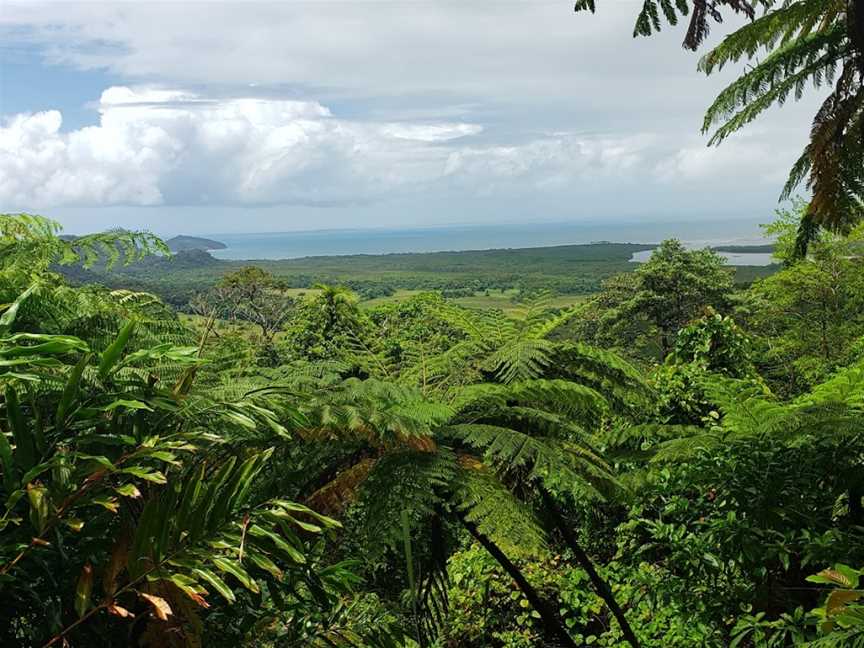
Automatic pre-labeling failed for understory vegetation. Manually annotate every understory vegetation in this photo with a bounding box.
[1,206,864,648]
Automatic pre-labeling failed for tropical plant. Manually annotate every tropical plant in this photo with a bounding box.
[0,216,357,647]
[192,266,296,351]
[742,213,864,394]
[805,563,864,646]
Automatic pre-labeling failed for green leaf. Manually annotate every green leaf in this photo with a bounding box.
[115,483,141,498]
[102,399,153,412]
[246,550,284,580]
[211,557,259,593]
[98,320,137,378]
[191,567,236,603]
[121,467,167,484]
[0,284,36,334]
[26,482,49,534]
[6,386,36,472]
[247,524,305,564]
[55,352,91,429]
[0,430,16,492]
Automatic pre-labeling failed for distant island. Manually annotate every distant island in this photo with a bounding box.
[165,235,227,253]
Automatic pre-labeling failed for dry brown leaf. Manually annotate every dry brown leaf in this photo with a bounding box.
[140,592,173,620]
[107,603,133,618]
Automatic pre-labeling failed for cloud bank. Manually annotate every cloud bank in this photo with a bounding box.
[2,86,694,210]
[0,1,821,226]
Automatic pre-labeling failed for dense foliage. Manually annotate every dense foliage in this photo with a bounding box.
[2,210,863,647]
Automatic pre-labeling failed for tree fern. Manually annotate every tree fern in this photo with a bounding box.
[578,2,864,235]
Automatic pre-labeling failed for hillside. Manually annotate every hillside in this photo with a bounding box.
[165,235,227,252]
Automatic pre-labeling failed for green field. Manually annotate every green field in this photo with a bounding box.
[361,288,586,314]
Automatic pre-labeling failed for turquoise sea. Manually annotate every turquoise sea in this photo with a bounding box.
[206,219,774,264]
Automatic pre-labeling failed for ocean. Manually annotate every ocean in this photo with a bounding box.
[207,219,774,264]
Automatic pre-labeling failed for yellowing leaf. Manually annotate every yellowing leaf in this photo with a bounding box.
[75,563,93,619]
[827,589,863,615]
[90,496,119,513]
[64,518,84,532]
[115,483,141,499]
[140,592,173,620]
[102,536,128,597]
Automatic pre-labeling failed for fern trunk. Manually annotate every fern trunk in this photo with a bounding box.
[538,487,641,648]
[850,0,864,69]
[456,512,577,648]
[850,481,864,526]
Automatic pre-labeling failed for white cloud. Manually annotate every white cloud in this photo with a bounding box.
[0,87,471,207]
[444,134,654,194]
[654,131,803,186]
[0,109,169,207]
[1,84,816,213]
[2,86,661,209]
[0,1,827,227]
[1,2,691,102]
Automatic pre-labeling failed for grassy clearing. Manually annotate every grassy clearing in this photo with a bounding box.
[360,288,585,315]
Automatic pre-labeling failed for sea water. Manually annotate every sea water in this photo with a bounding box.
[206,219,773,264]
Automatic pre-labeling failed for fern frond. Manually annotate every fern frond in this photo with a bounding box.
[451,457,547,557]
[357,449,457,551]
[442,423,614,500]
[700,0,841,73]
[704,25,848,144]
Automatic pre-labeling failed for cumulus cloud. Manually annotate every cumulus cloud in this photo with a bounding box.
[1,2,825,226]
[0,87,485,208]
[1,86,682,210]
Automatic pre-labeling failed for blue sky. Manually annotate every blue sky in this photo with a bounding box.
[0,1,822,236]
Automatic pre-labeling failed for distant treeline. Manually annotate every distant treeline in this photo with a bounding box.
[59,241,778,309]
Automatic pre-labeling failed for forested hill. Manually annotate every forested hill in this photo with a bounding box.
[165,235,227,252]
[65,241,777,308]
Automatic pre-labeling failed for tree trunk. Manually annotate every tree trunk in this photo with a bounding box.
[850,481,864,526]
[539,487,641,648]
[457,512,577,648]
[850,0,864,73]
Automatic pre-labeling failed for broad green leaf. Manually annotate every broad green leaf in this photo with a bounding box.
[6,386,36,472]
[55,352,91,429]
[121,467,167,484]
[26,482,49,534]
[211,557,259,593]
[102,399,153,412]
[191,567,236,603]
[247,524,305,564]
[246,550,283,580]
[98,320,137,378]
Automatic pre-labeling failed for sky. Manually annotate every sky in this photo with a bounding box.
[0,0,822,236]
